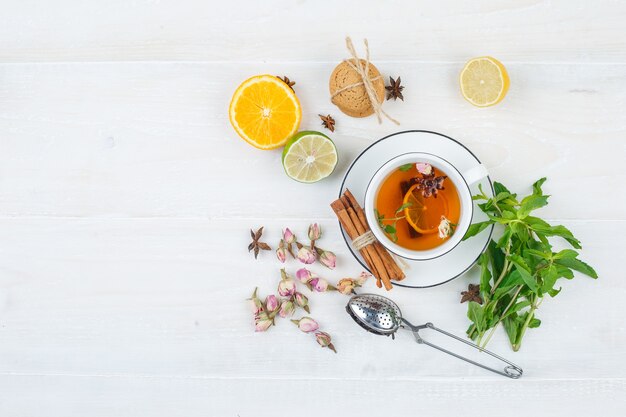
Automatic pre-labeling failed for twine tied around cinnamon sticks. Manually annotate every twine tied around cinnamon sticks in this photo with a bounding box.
[330,37,400,126]
[331,189,405,290]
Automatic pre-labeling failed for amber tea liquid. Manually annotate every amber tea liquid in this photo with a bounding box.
[375,165,461,251]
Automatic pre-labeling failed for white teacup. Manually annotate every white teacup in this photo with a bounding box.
[364,153,488,261]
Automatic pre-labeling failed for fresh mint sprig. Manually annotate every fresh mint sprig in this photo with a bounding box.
[375,202,412,242]
[462,177,597,351]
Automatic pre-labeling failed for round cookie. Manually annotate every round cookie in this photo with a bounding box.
[329,59,385,118]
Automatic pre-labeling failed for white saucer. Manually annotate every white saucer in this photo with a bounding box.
[339,130,494,288]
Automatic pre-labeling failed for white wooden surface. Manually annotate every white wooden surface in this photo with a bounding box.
[1,1,625,416]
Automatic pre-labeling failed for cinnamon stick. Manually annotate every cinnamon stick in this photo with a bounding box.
[330,199,382,284]
[345,206,392,290]
[343,190,405,281]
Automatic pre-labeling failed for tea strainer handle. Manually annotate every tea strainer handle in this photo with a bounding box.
[411,322,523,379]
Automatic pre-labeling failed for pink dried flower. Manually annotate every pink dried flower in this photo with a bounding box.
[356,272,371,286]
[276,240,287,263]
[254,311,273,332]
[416,162,433,176]
[265,295,280,314]
[438,216,453,239]
[294,292,310,313]
[309,277,336,293]
[337,272,370,295]
[248,287,264,313]
[295,267,314,284]
[297,246,316,264]
[279,300,295,318]
[291,317,319,333]
[308,223,322,241]
[318,249,337,269]
[337,278,356,295]
[283,228,296,244]
[315,331,337,353]
[278,269,296,297]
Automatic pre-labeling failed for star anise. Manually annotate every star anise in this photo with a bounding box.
[460,284,483,304]
[248,227,271,259]
[277,76,295,91]
[409,175,447,198]
[385,76,404,101]
[318,114,336,132]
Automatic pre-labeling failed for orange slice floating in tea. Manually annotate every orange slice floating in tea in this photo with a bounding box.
[403,184,449,235]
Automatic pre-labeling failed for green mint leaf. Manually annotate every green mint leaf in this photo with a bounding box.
[488,240,505,278]
[395,202,412,213]
[462,221,492,241]
[501,300,531,320]
[553,249,579,259]
[493,182,512,195]
[507,255,537,291]
[508,254,531,273]
[486,213,512,224]
[478,253,492,297]
[548,287,562,297]
[554,264,574,279]
[518,195,549,219]
[532,177,547,196]
[528,317,541,328]
[496,227,513,248]
[530,223,582,249]
[525,248,551,260]
[503,315,522,346]
[540,265,559,294]
[398,163,413,172]
[554,257,598,278]
[384,225,396,234]
[510,221,530,243]
[467,301,485,332]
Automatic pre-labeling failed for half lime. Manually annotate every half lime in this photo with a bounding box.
[282,131,338,183]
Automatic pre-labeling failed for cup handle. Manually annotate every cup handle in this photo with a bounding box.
[462,164,489,186]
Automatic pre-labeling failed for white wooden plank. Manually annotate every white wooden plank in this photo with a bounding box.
[0,218,617,380]
[1,62,624,219]
[1,0,626,63]
[0,375,624,417]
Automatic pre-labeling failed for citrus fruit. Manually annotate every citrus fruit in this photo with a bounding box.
[403,184,449,234]
[459,56,509,107]
[228,75,301,150]
[281,131,338,183]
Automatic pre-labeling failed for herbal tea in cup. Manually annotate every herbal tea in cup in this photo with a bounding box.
[364,153,488,261]
[375,163,461,251]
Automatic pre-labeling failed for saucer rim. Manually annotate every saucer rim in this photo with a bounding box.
[338,129,495,289]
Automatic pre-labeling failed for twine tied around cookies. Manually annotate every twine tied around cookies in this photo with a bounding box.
[331,37,400,125]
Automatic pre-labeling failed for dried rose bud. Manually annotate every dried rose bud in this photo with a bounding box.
[295,267,314,284]
[337,278,356,295]
[291,316,319,333]
[438,216,453,239]
[315,331,337,353]
[416,162,433,176]
[318,249,337,269]
[294,292,310,313]
[276,242,287,263]
[254,311,274,332]
[248,287,264,313]
[309,277,336,293]
[297,246,316,264]
[308,223,322,241]
[278,269,297,297]
[283,228,296,244]
[265,295,280,314]
[279,300,295,318]
[356,272,371,286]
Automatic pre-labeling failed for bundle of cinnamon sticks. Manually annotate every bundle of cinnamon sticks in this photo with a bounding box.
[330,189,405,290]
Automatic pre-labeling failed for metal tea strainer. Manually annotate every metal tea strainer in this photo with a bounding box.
[346,294,523,379]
